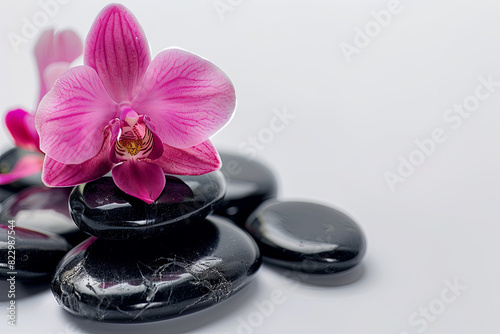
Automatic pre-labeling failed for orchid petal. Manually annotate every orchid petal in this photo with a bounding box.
[151,140,221,175]
[0,154,43,185]
[36,66,119,165]
[5,109,40,152]
[35,29,83,100]
[133,48,235,148]
[112,160,165,204]
[43,61,71,91]
[85,4,150,103]
[42,126,115,187]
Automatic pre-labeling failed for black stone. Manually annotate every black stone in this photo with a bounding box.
[0,189,11,203]
[214,152,278,226]
[0,187,86,246]
[69,172,226,240]
[0,225,71,281]
[51,215,261,323]
[245,200,366,274]
[0,148,44,199]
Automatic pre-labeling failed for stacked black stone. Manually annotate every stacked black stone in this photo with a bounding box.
[216,152,367,274]
[0,151,262,322]
[69,173,227,240]
[52,216,261,322]
[0,148,44,202]
[214,152,278,226]
[0,225,71,281]
[0,149,85,281]
[51,171,262,322]
[0,148,367,323]
[0,186,86,246]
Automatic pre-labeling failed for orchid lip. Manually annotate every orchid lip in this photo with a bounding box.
[114,116,156,160]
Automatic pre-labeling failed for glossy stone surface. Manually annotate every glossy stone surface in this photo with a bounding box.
[51,215,261,323]
[245,200,366,274]
[0,148,44,199]
[214,152,278,226]
[0,187,86,246]
[70,172,226,240]
[0,189,11,203]
[0,225,71,281]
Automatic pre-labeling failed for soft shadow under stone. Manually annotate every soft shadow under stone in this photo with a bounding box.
[245,200,366,274]
[51,215,262,323]
[0,225,71,281]
[69,172,226,240]
[0,186,86,246]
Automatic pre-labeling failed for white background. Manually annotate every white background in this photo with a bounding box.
[1,0,499,333]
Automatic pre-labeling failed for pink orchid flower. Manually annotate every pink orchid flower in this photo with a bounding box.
[36,4,236,204]
[1,29,83,185]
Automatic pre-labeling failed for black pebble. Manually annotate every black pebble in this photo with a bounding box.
[0,186,86,246]
[51,215,261,322]
[245,200,366,274]
[215,152,278,226]
[69,172,226,240]
[0,225,71,281]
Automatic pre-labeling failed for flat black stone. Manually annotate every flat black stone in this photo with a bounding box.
[0,225,71,281]
[0,148,44,199]
[70,172,226,240]
[214,152,278,226]
[245,200,366,274]
[51,215,261,323]
[0,187,86,246]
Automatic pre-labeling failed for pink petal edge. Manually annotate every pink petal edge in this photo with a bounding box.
[5,109,40,152]
[43,61,71,92]
[85,3,150,103]
[36,66,119,165]
[0,154,44,185]
[112,160,165,204]
[151,140,221,175]
[35,29,83,101]
[42,126,115,187]
[133,48,236,148]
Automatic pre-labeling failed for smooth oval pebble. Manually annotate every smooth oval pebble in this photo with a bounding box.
[0,225,71,281]
[214,152,278,226]
[51,215,261,323]
[0,148,44,200]
[0,186,86,246]
[69,172,226,240]
[245,200,366,274]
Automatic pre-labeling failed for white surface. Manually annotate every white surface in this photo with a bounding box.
[0,0,499,333]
